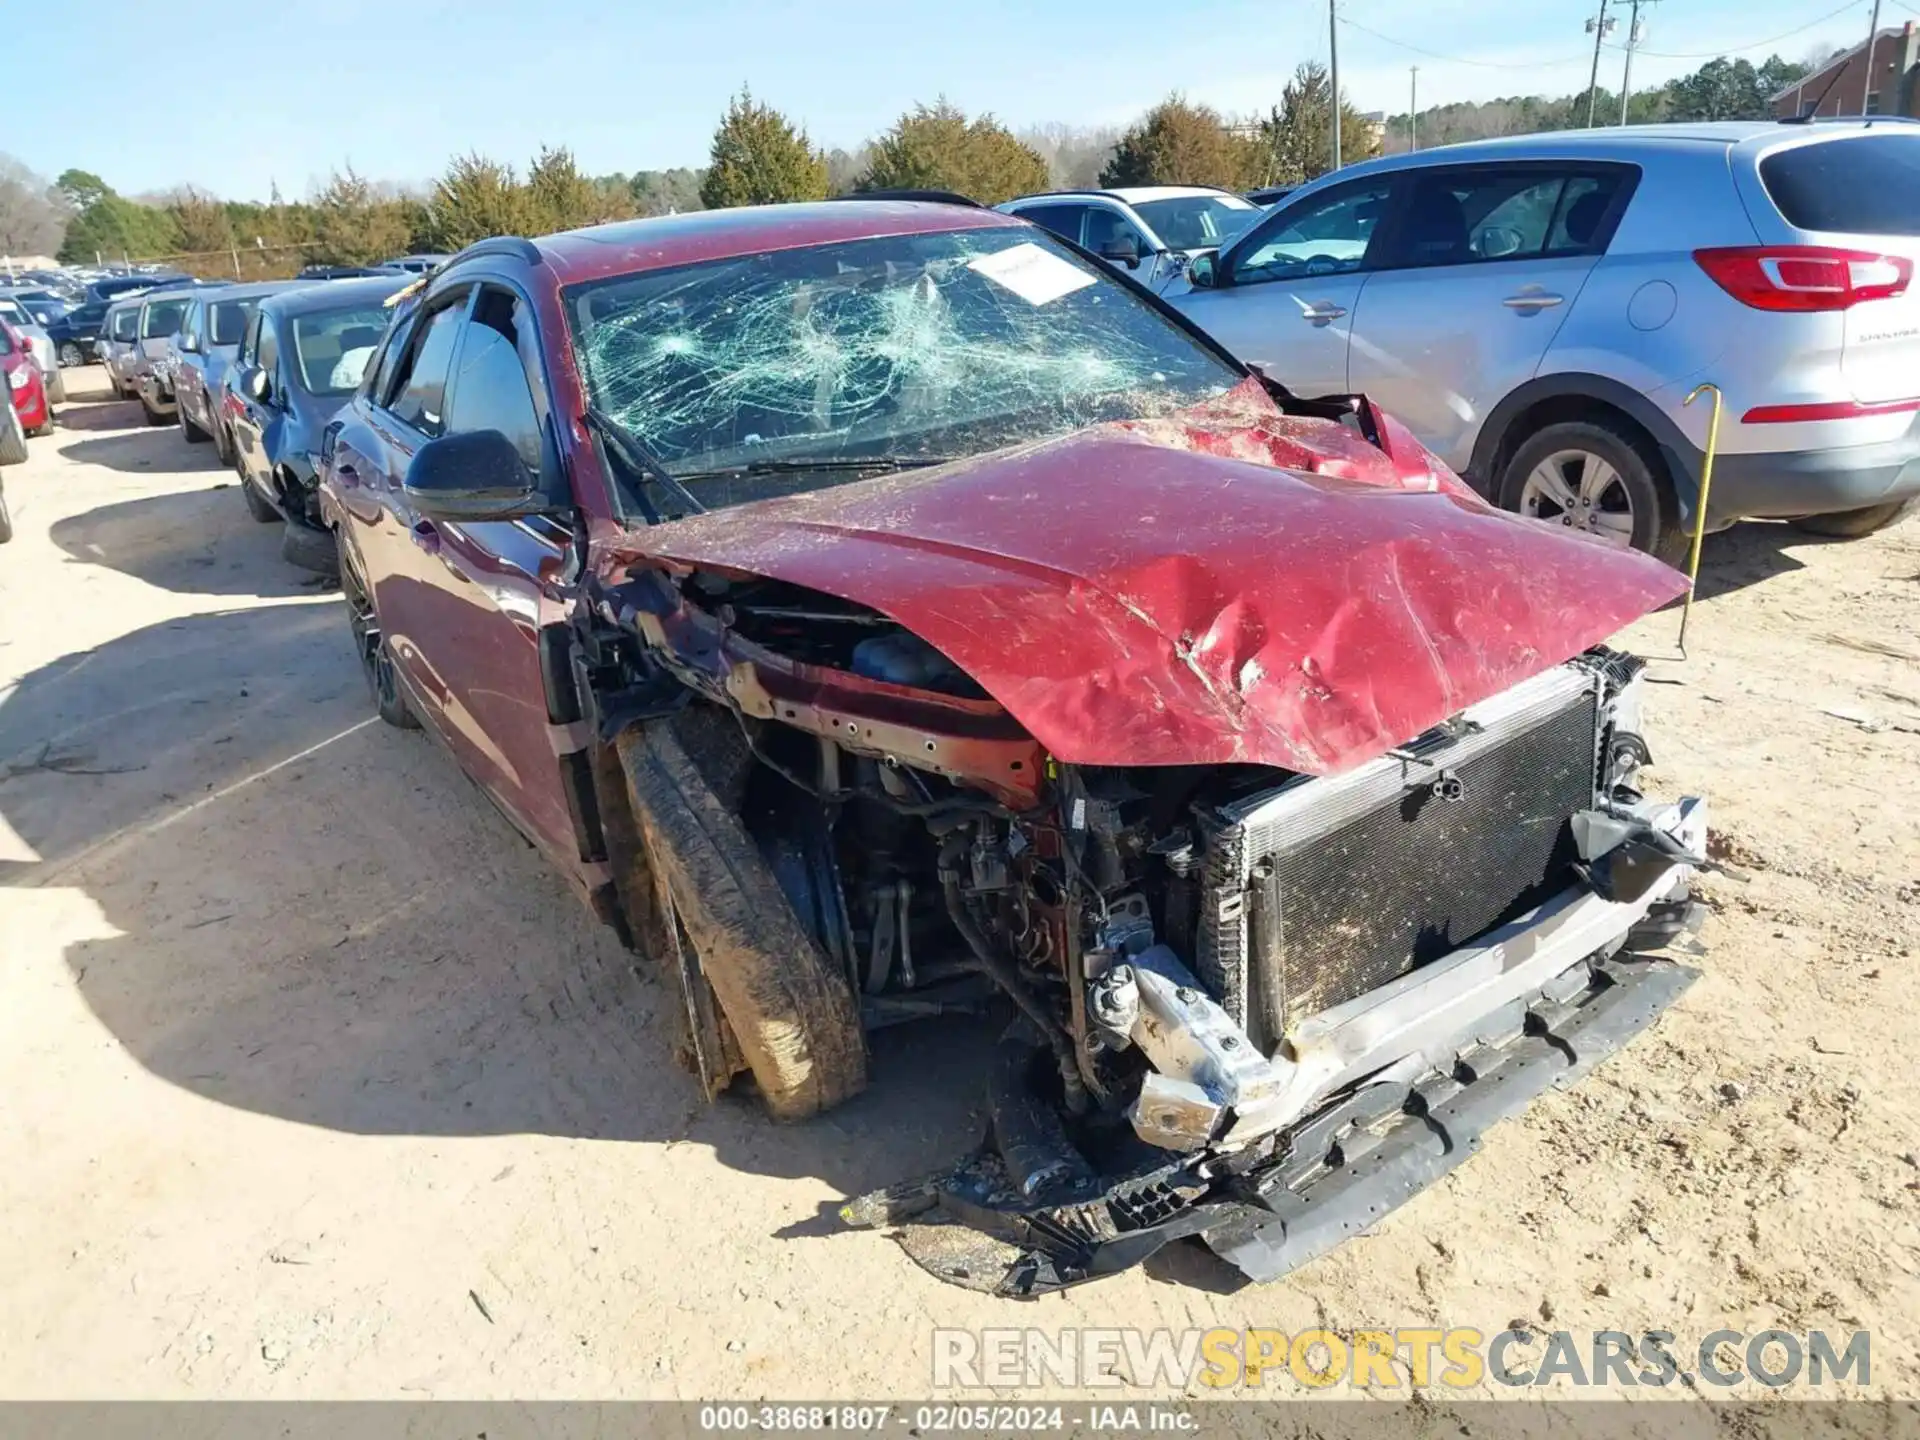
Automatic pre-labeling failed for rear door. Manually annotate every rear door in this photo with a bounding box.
[1744,131,1920,406]
[1345,164,1630,470]
[343,287,470,744]
[412,284,579,867]
[230,310,281,493]
[1172,175,1397,396]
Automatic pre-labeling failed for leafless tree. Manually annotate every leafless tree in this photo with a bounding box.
[0,154,66,258]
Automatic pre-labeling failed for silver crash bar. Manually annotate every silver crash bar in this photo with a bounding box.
[1112,796,1707,1151]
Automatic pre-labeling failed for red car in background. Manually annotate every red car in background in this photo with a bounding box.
[3,321,51,437]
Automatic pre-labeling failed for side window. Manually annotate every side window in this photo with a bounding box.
[256,315,280,384]
[444,287,546,472]
[179,302,199,349]
[1014,203,1088,244]
[1383,169,1627,269]
[368,311,415,400]
[1083,206,1150,257]
[386,295,468,435]
[1545,173,1628,254]
[238,311,260,366]
[1230,180,1394,285]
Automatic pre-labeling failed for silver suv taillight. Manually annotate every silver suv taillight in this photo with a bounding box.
[1694,245,1913,311]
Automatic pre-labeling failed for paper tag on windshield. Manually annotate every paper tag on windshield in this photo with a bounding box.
[968,242,1097,306]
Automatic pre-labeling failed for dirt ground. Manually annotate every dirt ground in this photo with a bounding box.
[1,368,1916,1405]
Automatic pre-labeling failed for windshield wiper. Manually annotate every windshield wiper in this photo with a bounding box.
[671,455,963,482]
[582,404,707,520]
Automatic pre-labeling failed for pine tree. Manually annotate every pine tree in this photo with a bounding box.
[860,100,1049,204]
[700,89,829,209]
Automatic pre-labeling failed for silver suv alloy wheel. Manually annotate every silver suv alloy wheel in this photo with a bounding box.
[1517,448,1635,547]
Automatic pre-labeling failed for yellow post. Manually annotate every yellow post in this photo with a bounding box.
[1679,383,1724,656]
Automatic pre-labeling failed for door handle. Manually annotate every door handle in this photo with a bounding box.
[1503,292,1564,310]
[1301,304,1348,324]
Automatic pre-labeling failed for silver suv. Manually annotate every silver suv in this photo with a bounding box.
[998,186,1263,293]
[1166,120,1920,553]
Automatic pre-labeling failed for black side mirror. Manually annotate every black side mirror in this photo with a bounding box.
[1187,253,1219,289]
[1099,235,1142,268]
[404,429,546,521]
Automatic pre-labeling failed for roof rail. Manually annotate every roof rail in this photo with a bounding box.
[450,235,545,266]
[827,189,984,207]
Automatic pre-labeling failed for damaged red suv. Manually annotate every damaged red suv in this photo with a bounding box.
[320,202,1708,1294]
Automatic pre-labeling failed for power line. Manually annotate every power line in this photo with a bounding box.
[1597,0,1864,58]
[1334,13,1589,69]
[1340,0,1866,68]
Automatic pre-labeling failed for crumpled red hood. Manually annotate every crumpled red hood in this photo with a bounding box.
[608,387,1687,774]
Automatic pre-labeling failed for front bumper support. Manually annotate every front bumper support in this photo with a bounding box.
[1202,954,1697,1281]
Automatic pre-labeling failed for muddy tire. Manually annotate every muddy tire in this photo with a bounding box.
[140,398,168,427]
[179,401,210,444]
[0,419,25,467]
[0,489,12,544]
[616,723,866,1120]
[1790,496,1919,539]
[47,372,65,406]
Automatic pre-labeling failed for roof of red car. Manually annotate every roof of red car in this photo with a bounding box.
[535,201,1025,286]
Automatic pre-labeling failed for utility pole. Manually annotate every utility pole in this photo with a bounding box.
[1862,0,1884,115]
[1329,0,1343,171]
[1619,0,1645,125]
[1410,66,1419,151]
[1584,0,1615,127]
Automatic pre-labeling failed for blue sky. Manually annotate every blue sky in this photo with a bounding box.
[13,0,1898,201]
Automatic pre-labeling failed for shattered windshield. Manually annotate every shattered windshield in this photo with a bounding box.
[567,225,1240,516]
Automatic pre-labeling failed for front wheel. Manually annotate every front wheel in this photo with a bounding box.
[1790,496,1918,538]
[0,489,12,544]
[58,343,83,369]
[46,372,65,406]
[240,474,280,524]
[179,400,210,444]
[140,398,167,428]
[1498,418,1684,565]
[339,530,419,730]
[615,722,868,1120]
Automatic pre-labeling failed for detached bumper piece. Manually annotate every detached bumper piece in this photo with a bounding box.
[840,955,1696,1296]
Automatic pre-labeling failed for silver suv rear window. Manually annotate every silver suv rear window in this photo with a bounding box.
[1760,133,1920,234]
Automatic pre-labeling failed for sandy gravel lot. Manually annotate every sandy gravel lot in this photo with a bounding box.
[1,369,1916,1406]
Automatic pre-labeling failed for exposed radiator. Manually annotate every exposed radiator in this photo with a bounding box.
[1196,665,1602,1048]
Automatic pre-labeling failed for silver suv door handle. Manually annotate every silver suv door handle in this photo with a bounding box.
[1503,292,1564,310]
[1301,304,1348,323]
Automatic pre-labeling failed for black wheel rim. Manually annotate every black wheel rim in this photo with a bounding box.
[340,543,398,708]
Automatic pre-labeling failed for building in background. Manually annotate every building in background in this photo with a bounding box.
[1770,23,1920,118]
